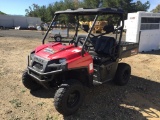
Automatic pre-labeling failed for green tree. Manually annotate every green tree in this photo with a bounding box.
[25,0,150,22]
[25,4,49,22]
[0,11,6,15]
[151,4,160,13]
[47,4,55,21]
[83,0,102,8]
[133,0,150,11]
[102,0,150,19]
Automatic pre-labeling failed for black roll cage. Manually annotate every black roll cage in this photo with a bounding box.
[42,8,124,57]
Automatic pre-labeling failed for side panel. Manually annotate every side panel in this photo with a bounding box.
[0,19,13,28]
[93,61,118,82]
[139,30,160,52]
[126,12,140,43]
[67,54,93,74]
[27,17,42,27]
[0,15,13,28]
[119,42,139,58]
[14,17,27,28]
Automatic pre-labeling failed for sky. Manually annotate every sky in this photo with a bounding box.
[0,0,159,15]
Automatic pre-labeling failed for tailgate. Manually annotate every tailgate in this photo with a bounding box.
[119,42,139,59]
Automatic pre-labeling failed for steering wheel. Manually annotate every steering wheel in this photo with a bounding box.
[69,36,87,46]
[76,35,95,51]
[80,25,96,38]
[69,39,75,45]
[76,36,85,46]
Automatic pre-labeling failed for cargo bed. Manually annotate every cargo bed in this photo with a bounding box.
[119,42,139,59]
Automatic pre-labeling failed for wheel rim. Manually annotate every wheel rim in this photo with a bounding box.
[56,37,61,42]
[67,90,80,108]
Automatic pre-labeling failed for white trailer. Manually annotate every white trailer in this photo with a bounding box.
[126,11,160,52]
[0,15,42,29]
[49,27,69,42]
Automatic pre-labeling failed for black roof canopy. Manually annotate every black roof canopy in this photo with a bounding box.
[54,8,124,15]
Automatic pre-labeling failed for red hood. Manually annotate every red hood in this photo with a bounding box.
[35,42,82,60]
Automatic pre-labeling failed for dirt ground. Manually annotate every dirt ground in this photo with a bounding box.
[0,30,160,120]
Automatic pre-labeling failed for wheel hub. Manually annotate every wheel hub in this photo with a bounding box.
[67,91,80,108]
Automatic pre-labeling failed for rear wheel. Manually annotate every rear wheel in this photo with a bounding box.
[114,63,131,86]
[22,70,41,90]
[54,80,84,116]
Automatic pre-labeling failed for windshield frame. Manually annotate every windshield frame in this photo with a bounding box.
[42,8,124,56]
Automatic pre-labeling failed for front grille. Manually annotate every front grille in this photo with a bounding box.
[45,67,58,73]
[33,62,43,71]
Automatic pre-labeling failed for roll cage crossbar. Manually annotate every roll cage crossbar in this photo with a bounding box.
[42,8,124,56]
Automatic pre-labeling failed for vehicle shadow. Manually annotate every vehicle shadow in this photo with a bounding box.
[30,87,57,98]
[140,49,160,55]
[30,75,160,120]
[64,75,160,120]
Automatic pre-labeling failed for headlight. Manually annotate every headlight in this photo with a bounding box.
[30,54,34,63]
[59,58,66,64]
[30,51,35,60]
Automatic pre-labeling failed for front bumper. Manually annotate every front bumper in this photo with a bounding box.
[28,66,63,82]
[27,55,68,89]
[27,65,65,89]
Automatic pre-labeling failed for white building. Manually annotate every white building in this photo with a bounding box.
[0,15,42,28]
[126,11,160,52]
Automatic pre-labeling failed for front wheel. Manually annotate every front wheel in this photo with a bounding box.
[22,70,41,91]
[114,63,131,86]
[54,80,84,116]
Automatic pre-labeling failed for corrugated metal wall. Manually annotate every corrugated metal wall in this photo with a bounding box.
[0,15,42,28]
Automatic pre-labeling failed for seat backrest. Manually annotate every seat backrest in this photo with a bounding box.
[103,24,114,34]
[81,25,89,32]
[95,36,115,56]
[90,36,98,47]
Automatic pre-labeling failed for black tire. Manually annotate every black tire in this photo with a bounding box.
[22,70,41,91]
[114,63,131,86]
[54,36,62,42]
[54,80,84,116]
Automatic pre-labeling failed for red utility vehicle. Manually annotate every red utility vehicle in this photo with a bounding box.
[22,8,139,116]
